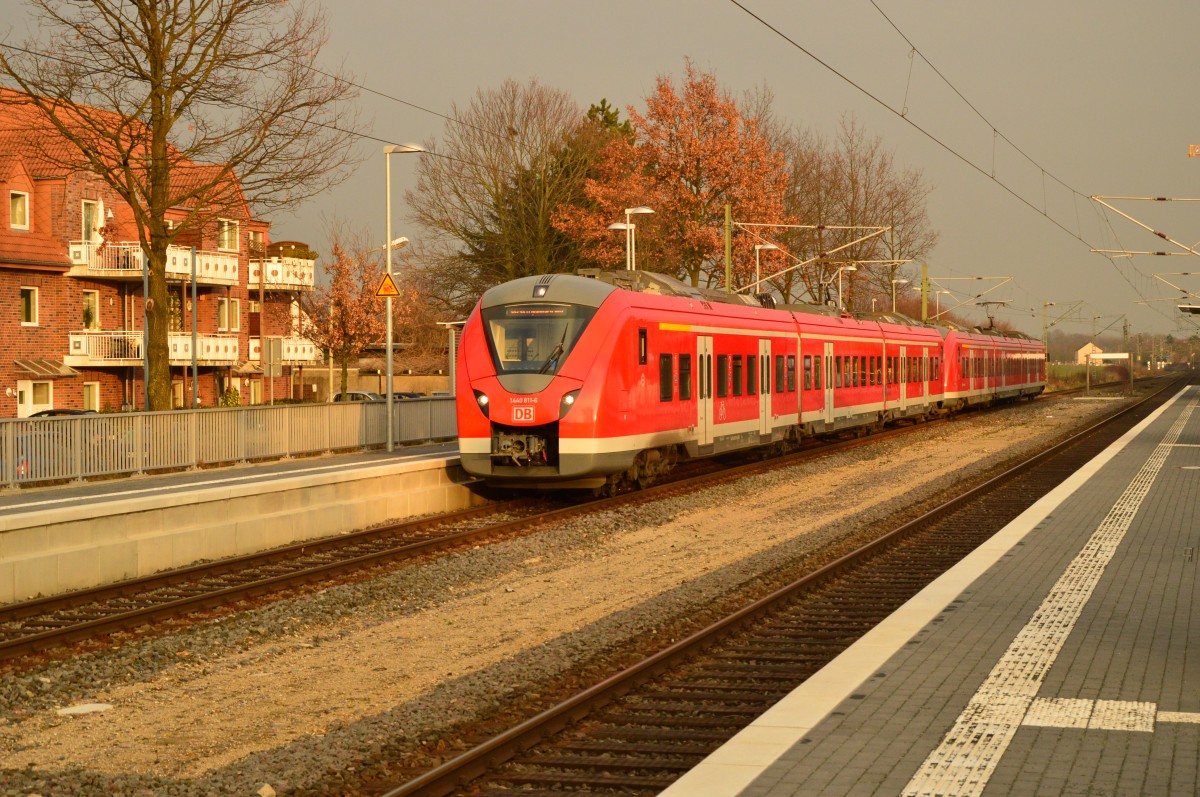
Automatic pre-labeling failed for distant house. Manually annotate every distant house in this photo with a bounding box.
[1075,342,1103,365]
[0,88,321,416]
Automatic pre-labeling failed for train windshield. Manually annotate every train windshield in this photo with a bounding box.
[481,302,597,376]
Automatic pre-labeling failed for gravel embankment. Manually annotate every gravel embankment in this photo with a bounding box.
[0,390,1140,796]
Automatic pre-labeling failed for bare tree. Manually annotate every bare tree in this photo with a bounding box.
[407,79,603,317]
[0,0,363,409]
[826,116,936,311]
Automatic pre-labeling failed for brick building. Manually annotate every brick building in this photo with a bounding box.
[0,90,320,417]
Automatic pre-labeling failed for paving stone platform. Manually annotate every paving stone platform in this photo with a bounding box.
[664,384,1200,797]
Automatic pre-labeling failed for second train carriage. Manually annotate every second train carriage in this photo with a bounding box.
[456,270,1045,490]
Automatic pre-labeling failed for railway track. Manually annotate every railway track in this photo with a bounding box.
[0,383,1143,667]
[372,378,1183,797]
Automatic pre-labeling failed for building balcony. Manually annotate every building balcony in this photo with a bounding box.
[248,256,315,292]
[248,336,323,365]
[65,330,240,367]
[67,242,240,286]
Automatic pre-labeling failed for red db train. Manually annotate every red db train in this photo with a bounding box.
[455,270,1045,491]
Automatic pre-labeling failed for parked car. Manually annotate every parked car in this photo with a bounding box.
[30,408,98,417]
[332,391,384,402]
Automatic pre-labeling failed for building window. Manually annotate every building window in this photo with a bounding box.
[10,191,29,230]
[218,219,239,251]
[82,290,100,330]
[248,229,264,256]
[82,200,99,243]
[20,287,37,325]
[218,297,241,331]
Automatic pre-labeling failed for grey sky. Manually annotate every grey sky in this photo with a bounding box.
[7,1,1200,336]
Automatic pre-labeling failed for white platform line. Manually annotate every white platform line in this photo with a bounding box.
[901,396,1196,797]
[1,452,436,512]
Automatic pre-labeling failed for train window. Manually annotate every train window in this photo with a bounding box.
[763,355,771,394]
[875,357,883,385]
[747,354,757,395]
[659,354,673,402]
[717,355,728,398]
[732,356,743,396]
[859,356,867,387]
[834,357,843,388]
[786,355,797,392]
[814,355,822,390]
[868,356,874,387]
[775,354,786,392]
[481,302,598,376]
[639,329,647,365]
[680,354,692,400]
[803,355,813,390]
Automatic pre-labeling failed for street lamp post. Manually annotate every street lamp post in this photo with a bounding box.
[607,222,632,270]
[837,265,857,312]
[754,244,778,290]
[1041,301,1055,349]
[384,143,424,453]
[891,278,909,312]
[608,206,654,270]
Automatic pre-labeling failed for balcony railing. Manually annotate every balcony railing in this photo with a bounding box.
[248,256,315,291]
[65,330,240,366]
[248,336,323,365]
[68,242,239,285]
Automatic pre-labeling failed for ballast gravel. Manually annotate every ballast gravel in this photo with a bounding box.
[0,391,1139,796]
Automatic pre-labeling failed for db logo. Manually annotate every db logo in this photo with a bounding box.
[512,406,535,423]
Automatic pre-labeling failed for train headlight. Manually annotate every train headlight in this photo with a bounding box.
[473,390,490,418]
[560,389,581,417]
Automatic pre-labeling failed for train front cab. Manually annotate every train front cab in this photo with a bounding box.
[456,274,626,488]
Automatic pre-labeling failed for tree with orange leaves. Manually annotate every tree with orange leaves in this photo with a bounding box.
[301,233,387,398]
[555,62,789,289]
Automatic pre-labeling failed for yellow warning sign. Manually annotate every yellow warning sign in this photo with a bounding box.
[375,273,401,297]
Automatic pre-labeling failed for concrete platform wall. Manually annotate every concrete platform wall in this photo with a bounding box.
[0,457,486,604]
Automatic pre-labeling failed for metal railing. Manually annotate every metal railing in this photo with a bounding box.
[68,241,241,285]
[0,398,457,488]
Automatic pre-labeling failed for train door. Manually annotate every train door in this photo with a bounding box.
[823,341,835,424]
[898,346,909,411]
[698,336,713,446]
[921,348,930,399]
[759,339,771,435]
